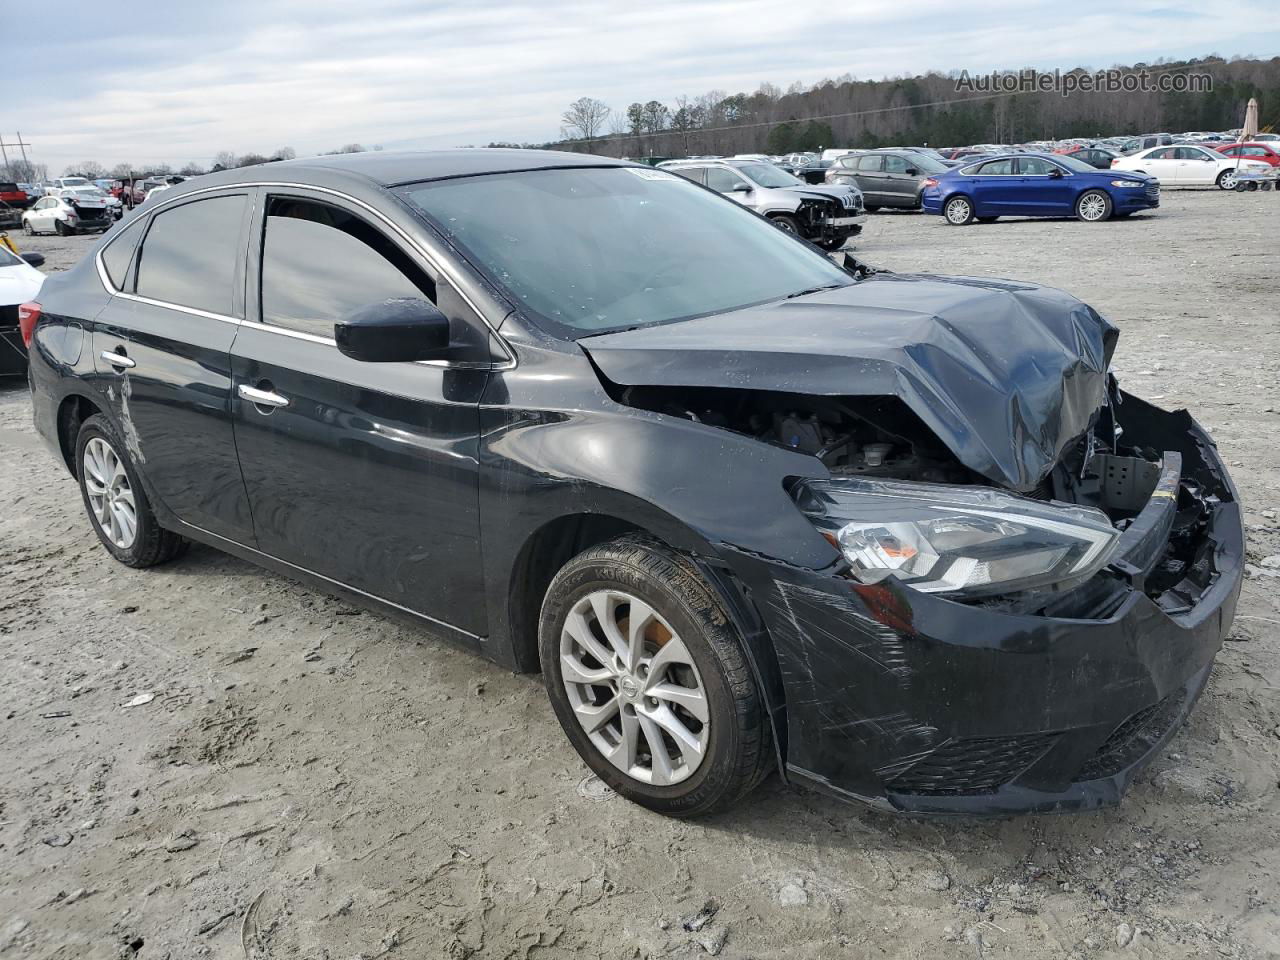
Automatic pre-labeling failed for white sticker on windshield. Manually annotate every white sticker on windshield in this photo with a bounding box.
[624,167,681,181]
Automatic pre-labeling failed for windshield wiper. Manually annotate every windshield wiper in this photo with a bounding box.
[783,282,847,300]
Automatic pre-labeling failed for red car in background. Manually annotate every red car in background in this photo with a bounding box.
[0,182,30,208]
[1216,142,1280,166]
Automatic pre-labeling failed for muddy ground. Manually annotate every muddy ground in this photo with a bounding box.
[2,189,1278,960]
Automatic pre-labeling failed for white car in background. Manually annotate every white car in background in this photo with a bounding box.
[0,243,44,376]
[1111,144,1270,189]
[59,185,123,219]
[21,191,114,235]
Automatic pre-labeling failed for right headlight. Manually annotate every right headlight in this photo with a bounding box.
[1111,179,1144,188]
[794,477,1120,598]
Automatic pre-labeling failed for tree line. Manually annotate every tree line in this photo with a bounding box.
[555,55,1280,157]
[2,143,377,184]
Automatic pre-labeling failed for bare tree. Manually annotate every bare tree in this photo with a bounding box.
[64,161,108,179]
[2,159,47,182]
[213,151,239,171]
[561,97,611,148]
[272,146,296,161]
[109,162,135,179]
[178,162,206,176]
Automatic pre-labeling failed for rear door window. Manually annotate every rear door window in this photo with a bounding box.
[856,155,884,172]
[977,159,1015,175]
[259,197,436,339]
[135,195,247,316]
[1016,157,1055,175]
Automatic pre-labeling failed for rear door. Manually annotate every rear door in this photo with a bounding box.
[1136,147,1179,182]
[880,154,918,206]
[967,158,1019,214]
[90,191,256,542]
[229,188,490,638]
[852,154,885,202]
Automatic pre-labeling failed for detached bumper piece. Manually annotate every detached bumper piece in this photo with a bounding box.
[741,393,1242,815]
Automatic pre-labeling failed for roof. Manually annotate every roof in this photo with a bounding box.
[208,148,626,189]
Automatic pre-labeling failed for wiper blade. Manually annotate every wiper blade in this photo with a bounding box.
[784,282,846,300]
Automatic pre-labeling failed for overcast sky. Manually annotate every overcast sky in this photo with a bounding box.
[8,0,1278,175]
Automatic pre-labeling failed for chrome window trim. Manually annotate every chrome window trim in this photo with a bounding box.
[94,180,515,369]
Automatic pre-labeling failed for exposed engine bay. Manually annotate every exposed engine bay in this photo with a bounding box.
[612,385,984,486]
[612,381,1226,617]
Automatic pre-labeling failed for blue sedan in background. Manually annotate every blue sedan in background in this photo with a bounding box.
[921,153,1159,225]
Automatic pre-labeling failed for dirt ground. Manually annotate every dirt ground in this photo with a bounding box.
[2,189,1279,960]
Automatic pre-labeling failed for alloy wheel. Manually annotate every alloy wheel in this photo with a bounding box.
[1219,170,1238,190]
[1078,193,1108,221]
[945,198,971,224]
[559,589,709,786]
[82,437,138,549]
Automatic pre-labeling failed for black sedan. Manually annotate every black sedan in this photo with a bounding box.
[21,150,1242,817]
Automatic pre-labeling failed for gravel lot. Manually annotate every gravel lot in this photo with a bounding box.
[2,190,1279,960]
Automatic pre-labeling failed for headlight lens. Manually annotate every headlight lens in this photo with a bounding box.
[1111,179,1144,188]
[795,477,1119,597]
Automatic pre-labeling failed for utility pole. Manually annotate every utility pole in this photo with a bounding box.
[0,133,33,173]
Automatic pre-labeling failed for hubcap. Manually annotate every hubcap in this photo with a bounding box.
[82,437,137,549]
[1080,194,1107,220]
[560,589,709,786]
[1221,171,1237,188]
[947,199,969,223]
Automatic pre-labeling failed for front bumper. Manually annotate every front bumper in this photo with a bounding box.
[731,395,1242,814]
[1115,184,1159,211]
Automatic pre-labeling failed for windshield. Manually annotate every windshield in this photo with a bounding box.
[737,162,803,188]
[61,177,88,186]
[1054,154,1099,173]
[401,167,851,338]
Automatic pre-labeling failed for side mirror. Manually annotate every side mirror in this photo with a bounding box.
[20,252,45,267]
[334,298,451,363]
[1047,167,1064,178]
[905,167,920,176]
[730,181,752,192]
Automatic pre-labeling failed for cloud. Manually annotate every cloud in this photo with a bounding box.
[8,0,1278,173]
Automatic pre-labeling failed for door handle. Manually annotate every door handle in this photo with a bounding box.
[238,384,290,409]
[100,350,135,370]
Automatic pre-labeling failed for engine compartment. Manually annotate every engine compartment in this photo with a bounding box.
[612,385,986,486]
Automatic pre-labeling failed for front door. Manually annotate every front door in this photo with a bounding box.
[90,191,256,542]
[1138,147,1179,183]
[1013,157,1075,215]
[1174,147,1217,184]
[229,189,490,638]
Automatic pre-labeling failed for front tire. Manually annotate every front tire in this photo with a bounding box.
[1075,190,1112,222]
[539,535,771,817]
[1217,169,1239,190]
[769,214,800,235]
[944,196,974,225]
[75,415,189,568]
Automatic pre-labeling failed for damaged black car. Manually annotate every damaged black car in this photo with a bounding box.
[23,150,1242,817]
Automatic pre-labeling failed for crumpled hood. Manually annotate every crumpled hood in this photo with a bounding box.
[580,273,1117,493]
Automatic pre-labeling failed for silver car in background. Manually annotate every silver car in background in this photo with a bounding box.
[662,158,866,249]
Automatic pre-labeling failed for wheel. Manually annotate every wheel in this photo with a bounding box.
[943,196,974,225]
[1246,181,1259,192]
[769,215,800,235]
[1075,190,1112,222]
[1217,169,1239,190]
[22,220,34,236]
[75,414,189,568]
[977,216,999,223]
[539,535,771,817]
[55,220,69,236]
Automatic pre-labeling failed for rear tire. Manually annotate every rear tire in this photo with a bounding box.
[75,414,189,568]
[55,220,68,236]
[539,535,771,817]
[943,196,974,225]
